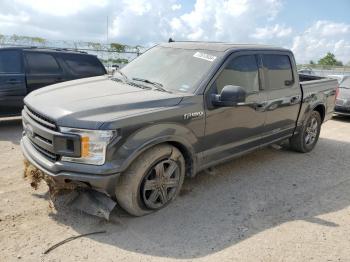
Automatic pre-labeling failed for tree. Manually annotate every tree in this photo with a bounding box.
[309,60,315,65]
[110,43,126,52]
[318,52,343,66]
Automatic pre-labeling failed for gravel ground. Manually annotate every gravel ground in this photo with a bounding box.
[0,116,350,262]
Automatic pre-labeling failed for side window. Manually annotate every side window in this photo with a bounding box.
[262,54,293,90]
[63,55,105,77]
[215,55,259,94]
[0,51,22,74]
[25,52,61,74]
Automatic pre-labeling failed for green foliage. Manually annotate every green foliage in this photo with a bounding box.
[100,58,129,64]
[9,34,46,45]
[31,37,46,44]
[110,43,126,52]
[10,34,20,42]
[318,52,343,66]
[87,42,102,50]
[309,60,315,65]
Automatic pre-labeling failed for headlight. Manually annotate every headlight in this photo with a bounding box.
[60,127,115,165]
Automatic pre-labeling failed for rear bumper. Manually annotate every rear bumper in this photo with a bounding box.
[21,137,120,196]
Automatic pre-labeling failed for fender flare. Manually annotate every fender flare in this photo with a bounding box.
[111,124,199,176]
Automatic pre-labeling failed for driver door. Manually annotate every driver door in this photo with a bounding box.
[200,52,267,166]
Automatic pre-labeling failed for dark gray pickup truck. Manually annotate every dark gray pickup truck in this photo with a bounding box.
[21,42,337,216]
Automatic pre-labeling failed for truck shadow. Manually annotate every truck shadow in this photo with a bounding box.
[0,117,22,145]
[49,136,350,259]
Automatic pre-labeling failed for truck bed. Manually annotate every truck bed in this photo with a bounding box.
[298,73,338,124]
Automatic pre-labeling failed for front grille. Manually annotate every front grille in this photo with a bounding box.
[23,106,80,162]
[32,142,59,161]
[23,106,59,161]
[24,106,57,130]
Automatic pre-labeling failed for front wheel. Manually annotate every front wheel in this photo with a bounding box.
[290,110,322,153]
[115,144,185,216]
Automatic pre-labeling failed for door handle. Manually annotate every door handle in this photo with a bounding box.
[290,96,300,104]
[254,102,267,111]
[6,79,22,84]
[236,101,266,111]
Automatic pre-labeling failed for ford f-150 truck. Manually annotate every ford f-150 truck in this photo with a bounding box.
[21,42,337,216]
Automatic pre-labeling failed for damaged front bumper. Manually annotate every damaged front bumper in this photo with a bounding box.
[21,136,120,197]
[22,137,120,219]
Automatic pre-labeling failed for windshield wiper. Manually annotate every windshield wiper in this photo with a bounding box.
[111,72,151,90]
[132,77,172,93]
[112,70,128,82]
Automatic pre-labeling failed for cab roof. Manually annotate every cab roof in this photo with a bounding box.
[0,46,89,55]
[160,41,290,53]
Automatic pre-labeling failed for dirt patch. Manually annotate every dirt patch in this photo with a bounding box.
[23,159,75,198]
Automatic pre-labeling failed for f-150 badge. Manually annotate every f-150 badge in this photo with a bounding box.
[184,111,204,120]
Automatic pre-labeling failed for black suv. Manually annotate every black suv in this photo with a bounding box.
[0,47,106,117]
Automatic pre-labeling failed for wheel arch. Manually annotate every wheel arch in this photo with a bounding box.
[120,138,196,177]
[313,104,325,122]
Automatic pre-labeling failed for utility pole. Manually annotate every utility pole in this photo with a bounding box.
[106,16,110,71]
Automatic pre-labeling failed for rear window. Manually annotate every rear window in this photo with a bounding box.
[0,50,22,74]
[262,54,293,90]
[62,54,105,77]
[25,52,61,74]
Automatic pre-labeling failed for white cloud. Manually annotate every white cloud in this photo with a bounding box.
[14,0,108,16]
[0,0,350,64]
[291,21,350,64]
[251,24,292,39]
[0,12,30,24]
[171,0,282,41]
[171,4,182,11]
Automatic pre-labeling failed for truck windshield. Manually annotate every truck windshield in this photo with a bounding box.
[118,46,222,93]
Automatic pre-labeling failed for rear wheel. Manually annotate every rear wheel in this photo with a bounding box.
[290,111,322,153]
[115,144,185,216]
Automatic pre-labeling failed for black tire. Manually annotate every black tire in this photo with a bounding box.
[290,111,322,153]
[115,144,185,216]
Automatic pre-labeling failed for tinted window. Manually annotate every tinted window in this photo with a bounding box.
[0,51,22,74]
[63,55,105,77]
[262,54,293,90]
[25,53,61,74]
[215,55,259,94]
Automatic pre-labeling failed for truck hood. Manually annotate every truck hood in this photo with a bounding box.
[24,76,184,129]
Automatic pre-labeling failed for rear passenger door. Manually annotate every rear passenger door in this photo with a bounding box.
[61,54,106,79]
[24,51,65,93]
[260,52,302,140]
[0,49,26,115]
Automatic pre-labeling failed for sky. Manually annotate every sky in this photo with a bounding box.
[0,0,350,64]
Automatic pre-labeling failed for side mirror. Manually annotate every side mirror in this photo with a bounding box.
[212,85,247,107]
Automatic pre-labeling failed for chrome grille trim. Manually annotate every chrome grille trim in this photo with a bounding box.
[32,143,59,161]
[24,106,57,130]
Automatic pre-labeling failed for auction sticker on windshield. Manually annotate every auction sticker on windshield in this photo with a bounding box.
[193,52,217,62]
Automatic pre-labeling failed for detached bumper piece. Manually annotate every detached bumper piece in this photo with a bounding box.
[23,160,116,220]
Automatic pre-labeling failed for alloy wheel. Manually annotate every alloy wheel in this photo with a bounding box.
[141,159,180,209]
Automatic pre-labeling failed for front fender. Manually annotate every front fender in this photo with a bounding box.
[108,123,198,175]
